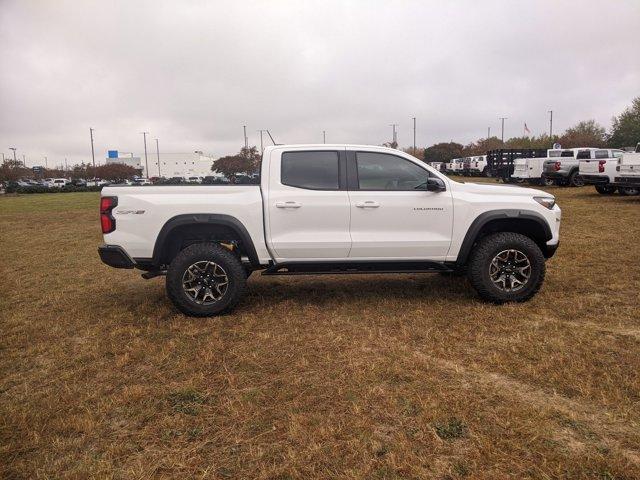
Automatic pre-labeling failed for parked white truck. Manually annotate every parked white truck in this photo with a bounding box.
[578,148,627,194]
[614,143,640,195]
[513,149,574,186]
[99,145,561,316]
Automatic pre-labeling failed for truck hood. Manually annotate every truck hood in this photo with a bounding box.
[451,180,549,198]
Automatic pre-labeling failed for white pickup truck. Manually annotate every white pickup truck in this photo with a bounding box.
[577,148,626,194]
[613,143,640,195]
[99,144,561,316]
[513,149,574,186]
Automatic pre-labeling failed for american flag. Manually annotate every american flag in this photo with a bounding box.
[524,123,531,135]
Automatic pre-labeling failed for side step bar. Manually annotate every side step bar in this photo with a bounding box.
[262,261,453,276]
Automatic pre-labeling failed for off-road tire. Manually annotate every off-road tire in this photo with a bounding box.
[467,232,545,304]
[595,185,616,195]
[568,170,584,187]
[618,186,640,196]
[166,243,247,317]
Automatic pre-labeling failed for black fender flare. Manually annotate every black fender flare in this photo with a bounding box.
[455,209,552,265]
[152,213,260,267]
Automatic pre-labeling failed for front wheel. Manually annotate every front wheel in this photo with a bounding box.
[595,185,616,195]
[467,232,545,303]
[166,243,247,317]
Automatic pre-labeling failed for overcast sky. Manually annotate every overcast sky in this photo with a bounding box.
[1,0,638,167]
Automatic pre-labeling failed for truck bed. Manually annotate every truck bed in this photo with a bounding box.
[101,185,269,261]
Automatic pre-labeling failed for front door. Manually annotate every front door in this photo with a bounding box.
[347,150,453,260]
[266,148,351,260]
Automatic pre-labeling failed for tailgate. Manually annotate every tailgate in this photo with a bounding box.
[580,160,599,174]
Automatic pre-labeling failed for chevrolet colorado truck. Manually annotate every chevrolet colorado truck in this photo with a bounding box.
[98,144,561,316]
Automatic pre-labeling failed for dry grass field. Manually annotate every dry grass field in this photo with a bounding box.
[1,182,640,479]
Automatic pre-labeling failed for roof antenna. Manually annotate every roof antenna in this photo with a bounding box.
[266,130,280,145]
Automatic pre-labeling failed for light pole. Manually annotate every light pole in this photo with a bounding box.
[412,117,416,152]
[389,124,398,146]
[257,130,267,152]
[22,154,26,166]
[322,130,326,144]
[243,125,248,149]
[141,132,149,178]
[89,128,96,175]
[487,126,491,139]
[155,138,161,177]
[548,110,553,137]
[9,147,17,162]
[499,117,508,143]
[44,156,48,168]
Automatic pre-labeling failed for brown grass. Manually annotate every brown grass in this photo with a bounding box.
[1,184,639,479]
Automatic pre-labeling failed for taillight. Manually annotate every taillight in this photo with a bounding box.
[100,196,117,234]
[554,161,561,171]
[598,160,606,173]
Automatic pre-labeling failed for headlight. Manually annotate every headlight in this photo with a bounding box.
[534,196,556,209]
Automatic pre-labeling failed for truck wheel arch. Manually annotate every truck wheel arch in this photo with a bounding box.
[152,214,260,268]
[455,210,552,266]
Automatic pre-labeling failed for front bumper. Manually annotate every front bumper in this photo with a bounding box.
[543,241,559,259]
[98,244,135,269]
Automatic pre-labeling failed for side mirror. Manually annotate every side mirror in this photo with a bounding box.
[426,177,446,192]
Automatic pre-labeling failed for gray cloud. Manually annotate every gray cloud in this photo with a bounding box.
[1,0,639,167]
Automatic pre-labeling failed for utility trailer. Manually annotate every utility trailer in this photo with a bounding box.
[486,149,548,182]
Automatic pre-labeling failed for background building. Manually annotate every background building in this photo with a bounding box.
[106,150,142,170]
[105,150,216,178]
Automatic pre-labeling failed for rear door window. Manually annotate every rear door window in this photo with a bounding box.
[576,150,592,159]
[281,151,339,190]
[594,150,609,159]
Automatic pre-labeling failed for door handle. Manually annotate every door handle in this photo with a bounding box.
[355,201,380,208]
[275,201,302,208]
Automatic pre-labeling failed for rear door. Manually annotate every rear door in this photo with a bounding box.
[266,148,351,260]
[346,150,453,259]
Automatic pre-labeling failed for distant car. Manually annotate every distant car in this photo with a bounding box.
[134,178,152,186]
[86,179,107,187]
[186,176,204,183]
[50,178,70,188]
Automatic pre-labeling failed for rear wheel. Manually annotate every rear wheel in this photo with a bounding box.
[618,186,640,196]
[467,232,545,303]
[166,243,247,317]
[542,176,555,187]
[568,170,584,187]
[595,185,616,195]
